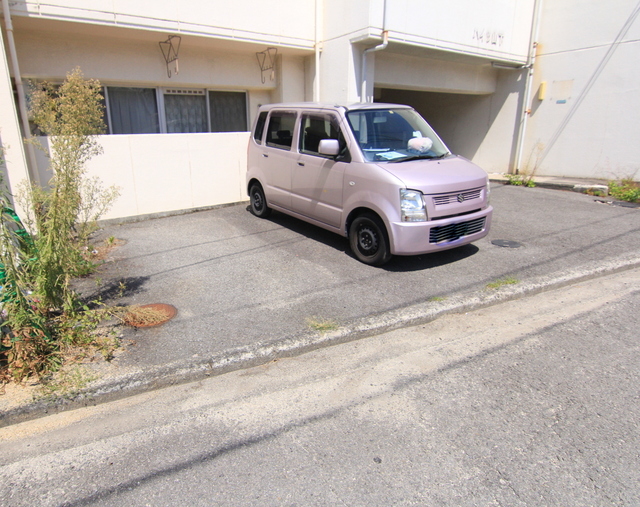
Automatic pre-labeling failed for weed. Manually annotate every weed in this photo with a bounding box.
[34,365,98,401]
[0,68,121,382]
[306,316,339,333]
[608,179,640,203]
[486,276,519,289]
[117,281,127,298]
[505,174,536,187]
[429,296,446,302]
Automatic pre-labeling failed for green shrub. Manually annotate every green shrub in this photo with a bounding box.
[505,174,536,188]
[608,179,640,203]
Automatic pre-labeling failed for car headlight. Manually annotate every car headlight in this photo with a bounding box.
[400,189,427,222]
[486,176,491,205]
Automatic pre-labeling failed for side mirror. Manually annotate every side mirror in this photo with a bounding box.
[318,139,340,156]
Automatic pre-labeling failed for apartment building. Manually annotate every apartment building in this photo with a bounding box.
[1,0,638,220]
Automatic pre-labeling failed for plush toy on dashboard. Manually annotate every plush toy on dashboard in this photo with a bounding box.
[407,136,433,153]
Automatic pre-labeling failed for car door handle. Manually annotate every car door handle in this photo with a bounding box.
[262,153,268,158]
[298,162,305,166]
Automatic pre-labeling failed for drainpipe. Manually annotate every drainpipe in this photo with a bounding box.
[1,0,40,185]
[512,0,544,175]
[314,0,321,101]
[360,0,388,103]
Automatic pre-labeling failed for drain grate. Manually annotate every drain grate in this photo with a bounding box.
[595,199,640,209]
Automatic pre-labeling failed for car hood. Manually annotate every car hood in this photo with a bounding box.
[381,155,488,194]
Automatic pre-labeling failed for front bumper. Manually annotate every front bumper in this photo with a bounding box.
[388,206,493,256]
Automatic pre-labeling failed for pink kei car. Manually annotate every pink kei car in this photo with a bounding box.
[247,103,493,266]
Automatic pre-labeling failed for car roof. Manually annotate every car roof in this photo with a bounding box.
[258,102,414,112]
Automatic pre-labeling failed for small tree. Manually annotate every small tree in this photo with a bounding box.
[0,68,119,381]
[24,67,118,312]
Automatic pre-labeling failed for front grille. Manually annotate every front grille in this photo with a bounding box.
[429,217,486,244]
[433,188,482,206]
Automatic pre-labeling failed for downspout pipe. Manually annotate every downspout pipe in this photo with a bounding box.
[1,0,40,185]
[360,0,388,103]
[512,0,544,175]
[313,0,321,101]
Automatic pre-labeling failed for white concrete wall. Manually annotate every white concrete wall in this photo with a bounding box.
[383,0,534,63]
[318,0,535,104]
[375,52,498,95]
[81,132,250,221]
[324,0,534,63]
[9,0,316,50]
[0,28,31,217]
[523,0,640,179]
[14,27,269,89]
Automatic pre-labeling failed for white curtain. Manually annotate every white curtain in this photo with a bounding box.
[108,87,160,134]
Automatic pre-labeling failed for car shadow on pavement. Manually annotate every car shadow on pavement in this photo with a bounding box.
[257,208,480,272]
[258,208,349,252]
[382,244,480,272]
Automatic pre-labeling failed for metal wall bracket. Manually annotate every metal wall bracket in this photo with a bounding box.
[256,47,277,83]
[159,35,181,78]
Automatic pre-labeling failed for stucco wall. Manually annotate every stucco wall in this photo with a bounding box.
[32,132,249,221]
[9,0,316,50]
[76,133,250,221]
[523,0,640,179]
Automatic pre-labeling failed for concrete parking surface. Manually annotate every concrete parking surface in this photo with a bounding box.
[1,182,639,423]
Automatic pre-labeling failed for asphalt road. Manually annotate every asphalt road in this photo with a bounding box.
[78,183,640,370]
[1,267,639,506]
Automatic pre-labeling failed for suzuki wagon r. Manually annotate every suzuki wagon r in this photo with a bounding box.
[247,102,492,266]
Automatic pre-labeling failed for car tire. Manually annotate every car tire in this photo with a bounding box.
[349,213,392,266]
[249,183,271,218]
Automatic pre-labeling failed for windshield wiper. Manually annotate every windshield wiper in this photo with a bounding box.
[389,153,450,163]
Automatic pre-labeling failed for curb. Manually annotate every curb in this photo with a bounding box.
[488,174,610,196]
[2,254,640,428]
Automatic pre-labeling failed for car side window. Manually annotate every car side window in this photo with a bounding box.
[253,111,268,144]
[299,113,349,160]
[265,111,296,150]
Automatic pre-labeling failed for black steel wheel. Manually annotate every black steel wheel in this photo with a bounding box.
[249,183,271,218]
[349,213,391,266]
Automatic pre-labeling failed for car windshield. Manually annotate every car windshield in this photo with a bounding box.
[346,108,450,162]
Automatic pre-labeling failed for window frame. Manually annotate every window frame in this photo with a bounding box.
[103,85,249,135]
[265,110,298,151]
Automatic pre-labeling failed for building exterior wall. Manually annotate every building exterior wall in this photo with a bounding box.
[382,0,533,64]
[1,0,638,225]
[523,0,640,179]
[8,0,316,50]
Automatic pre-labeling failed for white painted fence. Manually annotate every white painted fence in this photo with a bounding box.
[36,132,251,222]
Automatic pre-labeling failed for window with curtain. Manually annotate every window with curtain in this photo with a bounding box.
[105,87,248,134]
[164,92,208,133]
[209,91,247,132]
[107,87,160,134]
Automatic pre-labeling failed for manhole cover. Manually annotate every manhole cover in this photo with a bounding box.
[491,239,523,248]
[124,303,177,328]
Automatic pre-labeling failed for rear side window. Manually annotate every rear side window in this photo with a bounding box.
[265,111,297,150]
[253,111,268,144]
